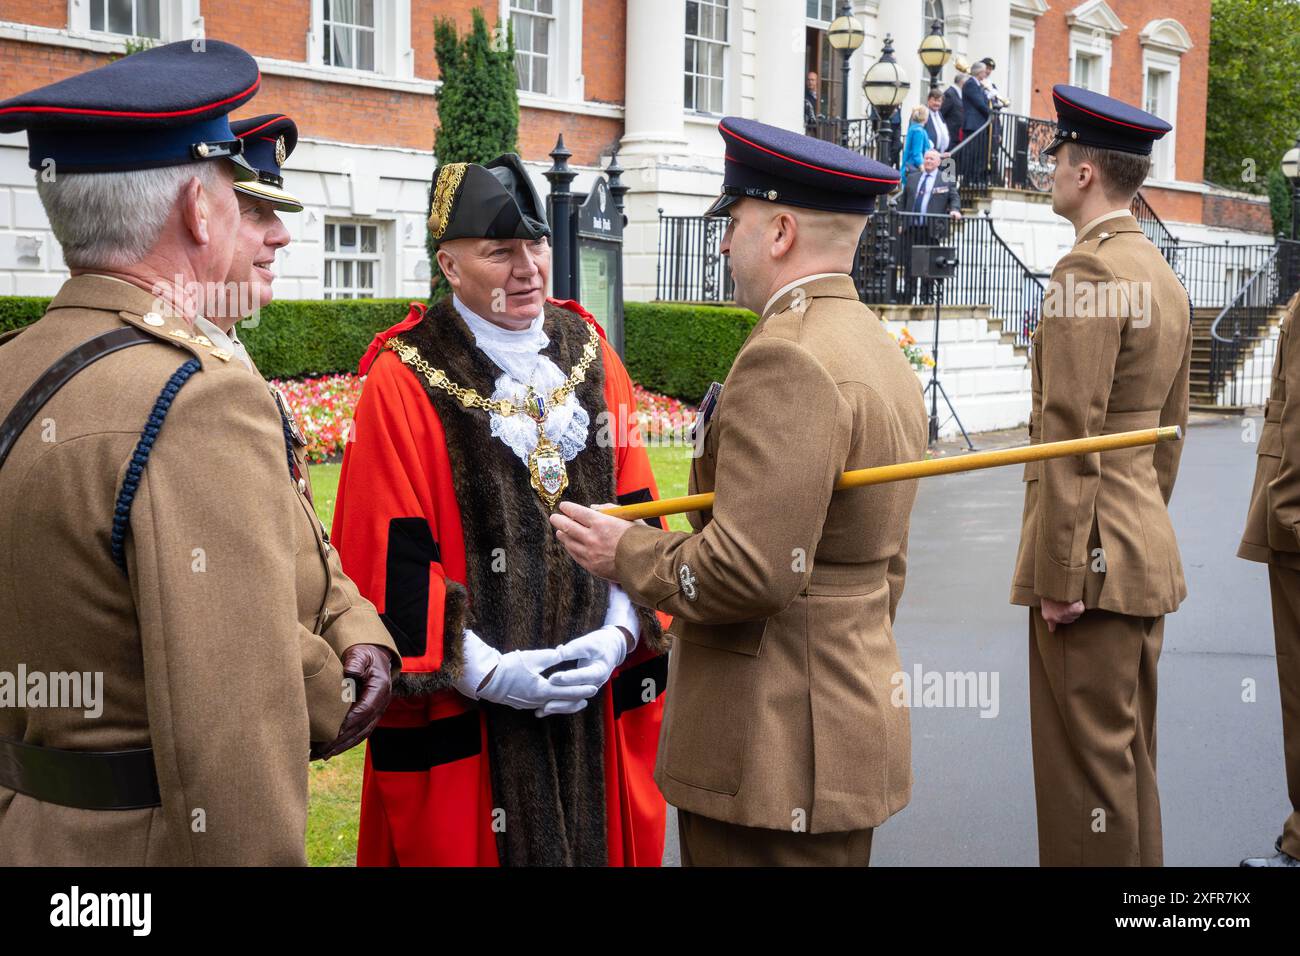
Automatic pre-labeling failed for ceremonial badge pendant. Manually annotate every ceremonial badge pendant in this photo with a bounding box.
[386,324,599,512]
[524,387,568,509]
[528,434,569,510]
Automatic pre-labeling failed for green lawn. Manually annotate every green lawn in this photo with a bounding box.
[304,443,693,864]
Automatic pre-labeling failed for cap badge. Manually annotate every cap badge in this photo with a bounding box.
[275,135,287,168]
[428,162,468,241]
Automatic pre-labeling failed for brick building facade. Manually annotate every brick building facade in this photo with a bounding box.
[0,0,1269,305]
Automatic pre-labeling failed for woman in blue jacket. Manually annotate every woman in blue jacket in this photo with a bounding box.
[900,105,933,188]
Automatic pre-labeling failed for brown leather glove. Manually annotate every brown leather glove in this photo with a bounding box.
[310,644,395,761]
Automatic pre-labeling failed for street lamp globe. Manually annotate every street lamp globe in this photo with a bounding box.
[863,34,910,109]
[918,21,952,73]
[1283,139,1300,183]
[828,11,865,52]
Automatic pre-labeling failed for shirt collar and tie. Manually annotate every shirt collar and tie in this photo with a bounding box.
[193,317,252,370]
[929,108,949,151]
[913,169,938,212]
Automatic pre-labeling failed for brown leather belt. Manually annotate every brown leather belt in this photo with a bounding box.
[0,736,161,810]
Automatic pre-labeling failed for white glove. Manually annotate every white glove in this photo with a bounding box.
[453,629,596,712]
[547,626,632,706]
[544,585,641,717]
[603,584,641,647]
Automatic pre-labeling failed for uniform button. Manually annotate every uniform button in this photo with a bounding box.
[142,312,164,326]
[297,478,307,494]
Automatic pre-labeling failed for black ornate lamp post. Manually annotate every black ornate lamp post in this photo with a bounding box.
[917,20,951,99]
[543,133,577,299]
[863,33,910,167]
[827,2,865,149]
[606,149,629,228]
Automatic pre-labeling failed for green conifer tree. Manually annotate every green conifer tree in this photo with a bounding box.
[426,9,520,298]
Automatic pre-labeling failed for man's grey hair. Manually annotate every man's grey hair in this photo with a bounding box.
[35,161,226,269]
[971,61,989,77]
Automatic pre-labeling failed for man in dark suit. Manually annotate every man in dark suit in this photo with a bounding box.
[941,57,968,146]
[804,71,820,133]
[961,61,992,187]
[901,149,962,301]
[924,87,951,154]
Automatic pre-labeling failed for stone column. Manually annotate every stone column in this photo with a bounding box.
[620,0,689,159]
[752,0,805,131]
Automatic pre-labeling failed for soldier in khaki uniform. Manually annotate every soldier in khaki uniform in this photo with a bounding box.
[1238,291,1300,867]
[1010,86,1189,866]
[552,118,927,865]
[0,43,397,865]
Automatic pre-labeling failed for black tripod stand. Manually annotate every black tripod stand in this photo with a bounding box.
[913,244,975,450]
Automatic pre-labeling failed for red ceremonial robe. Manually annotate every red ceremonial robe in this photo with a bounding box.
[332,297,669,866]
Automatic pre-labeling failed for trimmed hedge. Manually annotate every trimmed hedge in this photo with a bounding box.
[235,298,412,377]
[0,295,755,394]
[0,297,49,335]
[0,295,416,378]
[623,301,757,403]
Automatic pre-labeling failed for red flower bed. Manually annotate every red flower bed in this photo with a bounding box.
[268,373,365,464]
[632,383,697,442]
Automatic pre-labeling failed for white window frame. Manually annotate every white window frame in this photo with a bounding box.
[323,219,384,300]
[1007,0,1046,111]
[1066,0,1126,96]
[308,0,414,80]
[1070,48,1105,93]
[508,0,555,96]
[67,0,199,43]
[1139,19,1191,184]
[805,0,835,24]
[1141,57,1178,183]
[684,0,729,116]
[498,0,583,103]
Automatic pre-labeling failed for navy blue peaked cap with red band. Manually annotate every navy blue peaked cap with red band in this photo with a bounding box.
[704,116,900,218]
[1044,84,1171,157]
[0,39,260,178]
[231,114,303,211]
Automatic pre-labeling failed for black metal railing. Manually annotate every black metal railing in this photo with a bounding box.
[806,116,876,155]
[1130,192,1180,264]
[1172,242,1278,311]
[1208,239,1300,407]
[655,208,1045,347]
[856,209,1045,347]
[656,213,734,303]
[948,109,1057,194]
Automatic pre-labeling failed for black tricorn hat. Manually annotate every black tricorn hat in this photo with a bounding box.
[428,153,550,245]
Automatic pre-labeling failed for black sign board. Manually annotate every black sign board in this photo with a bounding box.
[572,176,625,355]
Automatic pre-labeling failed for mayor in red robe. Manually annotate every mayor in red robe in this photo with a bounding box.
[330,154,670,866]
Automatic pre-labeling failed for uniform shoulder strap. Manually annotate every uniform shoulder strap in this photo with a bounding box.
[0,326,157,475]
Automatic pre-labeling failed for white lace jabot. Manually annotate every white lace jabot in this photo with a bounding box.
[452,295,590,466]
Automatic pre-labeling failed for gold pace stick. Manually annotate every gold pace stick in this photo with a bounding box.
[602,426,1183,522]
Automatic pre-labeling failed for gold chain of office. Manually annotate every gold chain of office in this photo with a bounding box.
[385,324,601,418]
